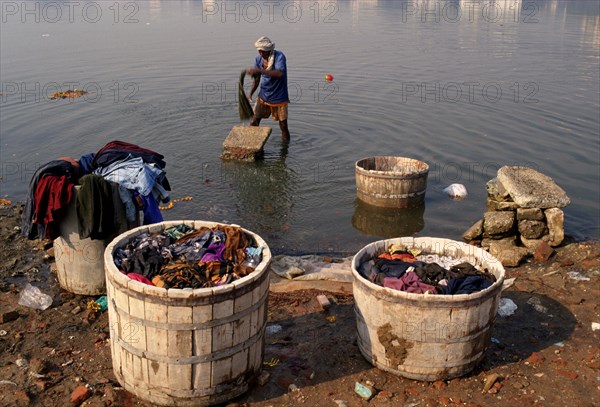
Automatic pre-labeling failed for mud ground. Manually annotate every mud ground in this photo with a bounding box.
[0,204,599,407]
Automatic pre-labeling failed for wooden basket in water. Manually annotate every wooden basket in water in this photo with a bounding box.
[355,156,429,208]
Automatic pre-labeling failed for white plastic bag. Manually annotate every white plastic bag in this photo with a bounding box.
[443,183,468,199]
[497,297,517,317]
[18,283,52,311]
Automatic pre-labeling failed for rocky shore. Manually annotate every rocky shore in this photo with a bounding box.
[0,203,599,407]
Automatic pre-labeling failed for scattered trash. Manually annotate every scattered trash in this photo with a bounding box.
[497,298,517,317]
[482,373,501,394]
[592,322,600,331]
[61,360,74,367]
[326,315,337,323]
[0,198,12,206]
[554,342,565,347]
[567,271,590,281]
[288,383,300,392]
[0,330,7,336]
[159,196,193,211]
[443,183,468,199]
[354,382,376,400]
[527,297,548,314]
[542,269,561,277]
[87,296,107,313]
[18,283,52,311]
[270,255,353,282]
[0,380,17,386]
[491,337,501,344]
[534,373,545,378]
[257,370,271,386]
[265,324,283,336]
[316,294,331,310]
[29,371,46,379]
[333,400,348,407]
[501,278,515,291]
[325,74,334,81]
[263,358,279,367]
[95,296,108,312]
[15,358,28,368]
[49,89,89,100]
[41,34,50,37]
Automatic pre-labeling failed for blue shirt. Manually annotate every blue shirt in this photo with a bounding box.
[254,50,289,104]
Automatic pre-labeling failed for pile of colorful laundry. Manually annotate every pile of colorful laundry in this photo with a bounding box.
[21,141,170,240]
[358,244,496,295]
[113,224,264,289]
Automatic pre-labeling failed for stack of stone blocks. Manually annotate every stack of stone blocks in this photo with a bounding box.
[463,166,570,267]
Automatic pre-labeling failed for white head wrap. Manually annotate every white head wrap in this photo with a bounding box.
[254,36,275,52]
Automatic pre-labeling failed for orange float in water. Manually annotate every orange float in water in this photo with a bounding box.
[325,74,334,81]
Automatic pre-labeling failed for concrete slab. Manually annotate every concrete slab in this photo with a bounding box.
[221,125,272,161]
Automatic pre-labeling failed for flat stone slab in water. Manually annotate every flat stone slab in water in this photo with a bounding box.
[497,166,570,208]
[221,126,272,161]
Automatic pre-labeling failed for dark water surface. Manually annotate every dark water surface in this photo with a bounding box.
[1,0,598,255]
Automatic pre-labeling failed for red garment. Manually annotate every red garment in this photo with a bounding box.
[94,140,163,161]
[126,273,154,285]
[32,175,74,239]
[57,156,81,178]
[384,272,437,294]
[377,252,417,262]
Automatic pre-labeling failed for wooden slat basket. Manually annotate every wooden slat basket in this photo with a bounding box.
[355,156,429,208]
[351,237,505,381]
[104,220,271,406]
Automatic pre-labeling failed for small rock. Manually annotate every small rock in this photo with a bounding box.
[29,358,45,374]
[376,390,392,400]
[288,383,300,392]
[439,395,452,405]
[0,310,19,323]
[526,352,545,365]
[405,388,419,396]
[559,258,575,267]
[257,371,271,386]
[34,381,49,391]
[70,385,91,406]
[432,380,446,389]
[533,241,554,262]
[333,400,348,407]
[463,219,483,241]
[14,390,31,404]
[555,370,578,380]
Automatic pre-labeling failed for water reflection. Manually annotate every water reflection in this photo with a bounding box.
[219,141,297,235]
[352,199,425,238]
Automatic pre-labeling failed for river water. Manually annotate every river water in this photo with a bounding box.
[1,0,598,255]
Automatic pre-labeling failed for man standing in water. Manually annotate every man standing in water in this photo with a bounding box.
[246,36,290,141]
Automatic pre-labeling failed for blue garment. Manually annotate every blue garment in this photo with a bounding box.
[254,50,289,104]
[139,193,163,225]
[439,276,492,295]
[79,153,95,175]
[94,156,165,197]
